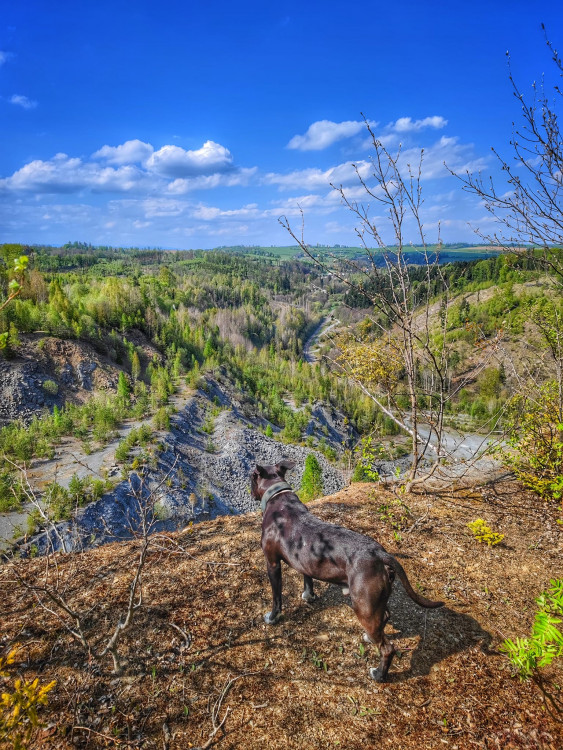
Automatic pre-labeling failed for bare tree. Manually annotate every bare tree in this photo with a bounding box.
[281,119,501,488]
[455,27,563,280]
[454,30,563,497]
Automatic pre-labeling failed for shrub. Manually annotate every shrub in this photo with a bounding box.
[153,407,170,430]
[351,462,375,483]
[41,380,58,396]
[0,645,56,750]
[300,454,323,503]
[502,382,563,504]
[501,579,563,711]
[45,482,72,521]
[467,518,504,546]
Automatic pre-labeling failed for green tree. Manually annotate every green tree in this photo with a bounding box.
[131,351,141,382]
[300,454,323,503]
[117,372,131,404]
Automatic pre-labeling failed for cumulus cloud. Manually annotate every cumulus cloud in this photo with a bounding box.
[145,140,233,177]
[0,153,150,193]
[0,138,255,195]
[287,120,373,151]
[391,115,447,133]
[93,139,154,165]
[10,94,37,110]
[266,135,486,194]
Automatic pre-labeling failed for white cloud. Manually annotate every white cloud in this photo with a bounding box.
[93,139,154,164]
[391,116,447,133]
[287,120,374,151]
[0,153,150,193]
[0,51,10,66]
[0,141,255,195]
[191,203,259,220]
[166,167,257,194]
[397,136,487,180]
[10,94,37,110]
[264,160,371,191]
[266,136,487,194]
[146,140,233,177]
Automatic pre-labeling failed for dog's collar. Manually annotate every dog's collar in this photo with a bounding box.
[260,482,293,513]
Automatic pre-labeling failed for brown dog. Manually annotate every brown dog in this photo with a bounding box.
[251,460,444,682]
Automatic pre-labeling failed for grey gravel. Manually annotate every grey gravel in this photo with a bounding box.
[16,373,353,555]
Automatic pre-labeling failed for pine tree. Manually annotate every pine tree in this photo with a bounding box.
[300,454,323,503]
[117,371,131,404]
[131,351,141,382]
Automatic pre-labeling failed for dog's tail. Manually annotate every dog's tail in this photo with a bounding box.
[382,554,444,609]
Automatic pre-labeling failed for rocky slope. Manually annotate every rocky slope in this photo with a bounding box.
[18,372,356,555]
[0,332,160,427]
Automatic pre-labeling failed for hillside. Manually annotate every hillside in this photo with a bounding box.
[2,480,562,749]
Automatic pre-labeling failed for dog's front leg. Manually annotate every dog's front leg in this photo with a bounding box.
[302,575,317,603]
[264,560,283,624]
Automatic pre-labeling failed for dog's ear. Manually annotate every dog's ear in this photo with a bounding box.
[256,464,269,478]
[277,459,296,476]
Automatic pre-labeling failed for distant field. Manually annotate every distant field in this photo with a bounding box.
[213,244,501,264]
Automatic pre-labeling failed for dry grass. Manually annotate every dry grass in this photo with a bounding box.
[1,480,562,749]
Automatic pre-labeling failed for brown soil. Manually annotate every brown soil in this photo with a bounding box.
[1,480,562,749]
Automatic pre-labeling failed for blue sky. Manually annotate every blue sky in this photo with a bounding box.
[0,0,562,249]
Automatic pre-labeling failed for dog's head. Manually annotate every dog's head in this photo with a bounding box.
[250,459,296,501]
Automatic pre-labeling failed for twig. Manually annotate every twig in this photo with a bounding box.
[168,621,192,650]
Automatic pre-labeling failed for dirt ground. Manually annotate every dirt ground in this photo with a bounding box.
[1,480,562,749]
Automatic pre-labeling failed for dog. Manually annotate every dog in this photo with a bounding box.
[251,459,444,682]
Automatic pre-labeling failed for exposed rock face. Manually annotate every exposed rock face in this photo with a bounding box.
[0,360,62,425]
[0,332,160,426]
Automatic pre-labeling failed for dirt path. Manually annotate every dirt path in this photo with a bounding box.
[303,315,340,363]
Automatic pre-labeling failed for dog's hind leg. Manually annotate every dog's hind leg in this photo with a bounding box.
[264,560,283,625]
[357,605,396,682]
[351,577,395,682]
[302,575,317,603]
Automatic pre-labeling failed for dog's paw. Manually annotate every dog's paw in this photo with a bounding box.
[363,632,374,644]
[301,591,317,604]
[369,667,386,683]
[264,611,281,625]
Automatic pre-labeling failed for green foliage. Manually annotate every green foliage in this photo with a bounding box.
[131,350,141,381]
[352,436,398,483]
[153,407,171,430]
[265,423,273,438]
[42,379,58,396]
[502,381,563,502]
[117,371,131,403]
[300,454,323,503]
[501,579,563,683]
[0,470,25,512]
[0,645,55,750]
[40,475,114,525]
[467,518,504,546]
[114,424,153,464]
